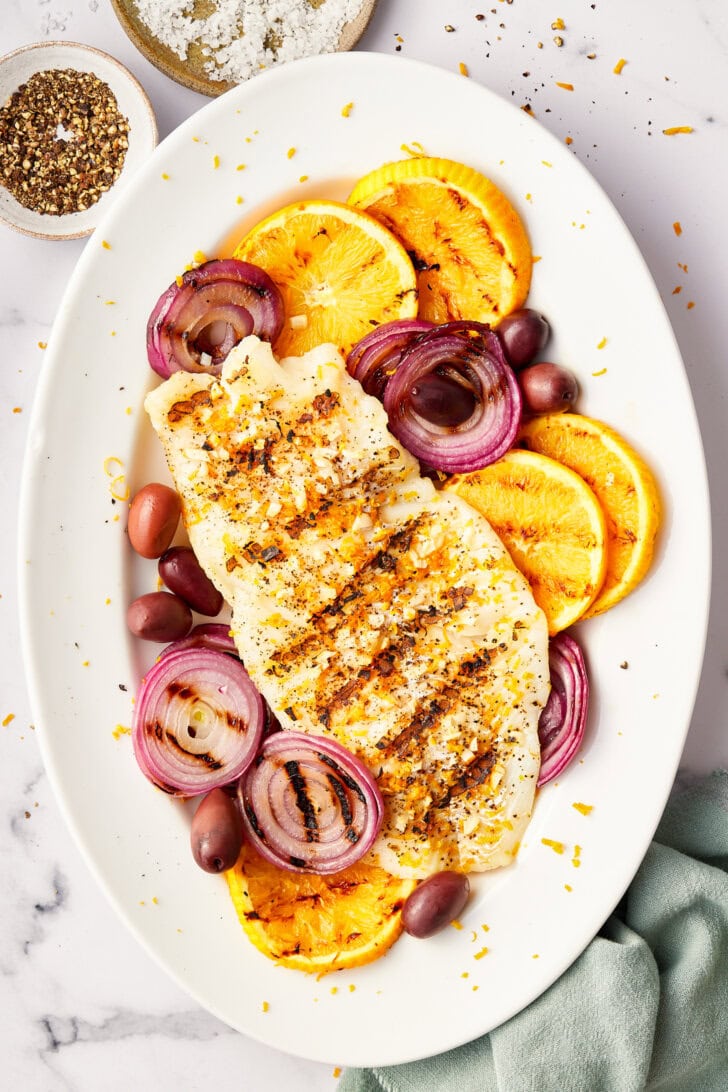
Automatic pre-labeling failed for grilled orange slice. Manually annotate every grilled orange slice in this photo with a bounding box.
[226,840,415,974]
[348,156,532,326]
[232,199,418,358]
[447,449,607,634]
[518,414,661,617]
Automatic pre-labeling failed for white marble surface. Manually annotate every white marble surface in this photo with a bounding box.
[2,1,727,1088]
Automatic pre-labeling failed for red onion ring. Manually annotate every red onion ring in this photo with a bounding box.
[239,732,383,874]
[537,632,589,786]
[146,259,284,379]
[161,623,238,659]
[132,647,264,796]
[382,321,522,474]
[346,319,435,399]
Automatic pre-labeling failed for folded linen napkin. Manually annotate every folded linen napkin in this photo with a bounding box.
[341,770,728,1092]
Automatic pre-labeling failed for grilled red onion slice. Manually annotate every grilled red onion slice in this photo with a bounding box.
[346,319,434,399]
[239,732,383,874]
[132,647,264,796]
[161,623,238,658]
[146,259,284,379]
[537,632,589,786]
[382,321,522,473]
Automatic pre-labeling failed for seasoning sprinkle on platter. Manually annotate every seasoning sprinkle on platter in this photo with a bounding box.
[111,0,379,97]
[0,41,157,240]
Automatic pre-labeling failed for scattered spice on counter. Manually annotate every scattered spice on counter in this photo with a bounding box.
[556,81,574,91]
[673,221,683,235]
[613,58,627,74]
[663,126,693,135]
[0,68,130,216]
[2,713,15,727]
[341,101,354,117]
[459,62,470,77]
[572,802,594,816]
[542,837,565,854]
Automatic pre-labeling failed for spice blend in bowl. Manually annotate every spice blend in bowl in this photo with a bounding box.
[0,68,130,217]
[0,41,157,240]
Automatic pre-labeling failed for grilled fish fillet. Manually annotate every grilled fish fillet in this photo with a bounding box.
[145,336,549,878]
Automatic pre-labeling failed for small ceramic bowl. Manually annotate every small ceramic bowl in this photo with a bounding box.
[0,41,157,241]
[110,0,379,98]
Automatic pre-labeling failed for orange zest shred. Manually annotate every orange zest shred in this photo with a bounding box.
[556,81,574,91]
[663,126,693,135]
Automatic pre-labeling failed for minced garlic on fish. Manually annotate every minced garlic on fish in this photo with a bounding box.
[145,336,550,878]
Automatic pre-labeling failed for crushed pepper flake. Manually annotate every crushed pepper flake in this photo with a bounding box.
[613,58,627,75]
[12,406,22,414]
[673,221,683,236]
[542,837,565,854]
[678,261,688,272]
[565,136,573,146]
[572,802,594,816]
[556,81,574,91]
[687,301,695,310]
[663,126,693,135]
[333,1068,342,1078]
[672,286,682,295]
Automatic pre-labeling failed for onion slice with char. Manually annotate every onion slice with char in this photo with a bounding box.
[239,732,384,874]
[346,318,434,399]
[537,632,589,786]
[161,623,238,659]
[382,321,522,474]
[132,647,264,796]
[146,259,284,379]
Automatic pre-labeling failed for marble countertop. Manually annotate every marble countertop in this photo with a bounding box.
[3,1,727,1088]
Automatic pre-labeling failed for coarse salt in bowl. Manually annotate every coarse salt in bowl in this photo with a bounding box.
[0,40,157,241]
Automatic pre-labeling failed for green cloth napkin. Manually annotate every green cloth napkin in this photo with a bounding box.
[341,770,728,1092]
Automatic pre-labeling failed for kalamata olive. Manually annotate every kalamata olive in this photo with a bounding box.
[401,871,471,938]
[126,591,192,642]
[191,788,244,873]
[518,362,579,415]
[497,308,551,369]
[158,546,224,616]
[128,483,181,559]
[409,371,477,428]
